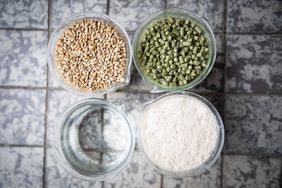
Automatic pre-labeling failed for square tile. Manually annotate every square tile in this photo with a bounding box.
[109,0,165,32]
[103,151,161,188]
[223,155,281,188]
[50,0,107,30]
[163,156,222,188]
[45,147,102,188]
[167,0,225,32]
[0,30,48,87]
[0,0,48,29]
[226,35,282,93]
[46,90,104,146]
[0,89,46,145]
[224,95,282,155]
[227,0,282,33]
[0,147,43,188]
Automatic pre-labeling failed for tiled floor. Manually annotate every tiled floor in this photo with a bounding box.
[0,0,281,188]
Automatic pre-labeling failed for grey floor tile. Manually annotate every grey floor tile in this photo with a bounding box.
[46,90,104,146]
[0,89,45,145]
[226,35,282,93]
[224,95,282,155]
[167,0,225,33]
[0,147,43,188]
[103,151,161,188]
[227,0,282,33]
[223,155,281,188]
[45,147,102,188]
[0,0,48,29]
[0,30,48,87]
[109,0,165,32]
[48,75,62,88]
[50,0,107,30]
[202,93,224,117]
[163,156,222,188]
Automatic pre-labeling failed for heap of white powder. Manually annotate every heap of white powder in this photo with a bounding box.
[140,95,218,172]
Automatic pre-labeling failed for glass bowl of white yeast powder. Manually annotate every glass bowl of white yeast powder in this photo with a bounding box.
[138,92,224,176]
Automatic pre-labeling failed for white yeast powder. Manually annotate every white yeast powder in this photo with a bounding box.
[140,95,218,172]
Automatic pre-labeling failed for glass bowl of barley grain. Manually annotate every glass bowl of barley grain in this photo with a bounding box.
[48,12,132,95]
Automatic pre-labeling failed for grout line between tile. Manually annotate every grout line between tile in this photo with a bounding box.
[160,174,164,188]
[0,28,48,31]
[0,144,43,148]
[221,155,225,188]
[106,0,110,15]
[222,0,227,187]
[101,93,107,188]
[0,86,47,90]
[226,32,282,35]
[42,0,52,187]
[222,153,282,159]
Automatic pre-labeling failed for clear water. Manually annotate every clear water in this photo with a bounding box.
[60,103,131,176]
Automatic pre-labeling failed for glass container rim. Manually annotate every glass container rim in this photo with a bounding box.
[132,8,217,92]
[52,98,136,182]
[47,11,133,96]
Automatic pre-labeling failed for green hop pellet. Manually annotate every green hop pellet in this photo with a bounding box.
[138,16,210,87]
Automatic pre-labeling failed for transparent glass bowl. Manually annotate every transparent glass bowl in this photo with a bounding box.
[48,12,132,95]
[132,9,217,92]
[52,98,135,182]
[137,92,224,177]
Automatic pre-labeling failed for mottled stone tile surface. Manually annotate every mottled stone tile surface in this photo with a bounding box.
[227,0,282,33]
[50,0,107,30]
[224,95,282,155]
[226,35,282,93]
[223,155,281,188]
[202,93,224,117]
[45,148,102,188]
[0,89,45,145]
[163,157,222,188]
[109,0,165,32]
[0,30,48,87]
[167,0,225,32]
[0,0,48,29]
[0,147,43,188]
[46,90,104,146]
[103,151,161,188]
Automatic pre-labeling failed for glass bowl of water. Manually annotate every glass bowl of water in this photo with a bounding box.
[52,98,135,182]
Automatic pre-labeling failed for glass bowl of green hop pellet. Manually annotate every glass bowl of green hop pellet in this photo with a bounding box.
[133,9,216,91]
